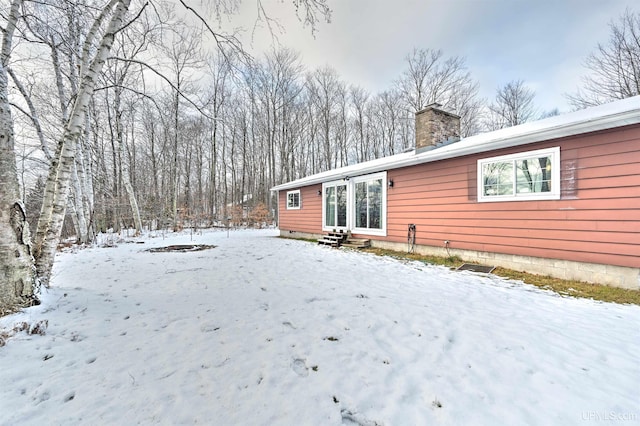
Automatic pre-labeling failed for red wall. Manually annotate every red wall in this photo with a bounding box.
[279,125,640,268]
[387,125,640,268]
[278,184,323,235]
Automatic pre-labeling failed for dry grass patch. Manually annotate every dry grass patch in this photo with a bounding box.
[361,247,464,268]
[493,268,640,305]
[282,237,639,305]
[360,247,640,305]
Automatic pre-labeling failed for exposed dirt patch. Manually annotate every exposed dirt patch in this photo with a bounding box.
[145,244,216,253]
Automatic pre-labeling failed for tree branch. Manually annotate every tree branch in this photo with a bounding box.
[7,67,52,161]
[178,0,252,66]
[107,55,215,120]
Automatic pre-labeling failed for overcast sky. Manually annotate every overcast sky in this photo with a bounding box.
[221,0,636,114]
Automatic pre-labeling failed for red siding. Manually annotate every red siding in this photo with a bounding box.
[279,124,640,268]
[278,184,323,235]
[387,125,640,268]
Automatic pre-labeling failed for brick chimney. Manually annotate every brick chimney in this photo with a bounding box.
[415,103,461,153]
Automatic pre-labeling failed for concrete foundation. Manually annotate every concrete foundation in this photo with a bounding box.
[279,230,640,290]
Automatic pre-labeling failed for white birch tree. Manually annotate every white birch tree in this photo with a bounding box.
[1,0,333,310]
[34,0,132,285]
[0,0,36,312]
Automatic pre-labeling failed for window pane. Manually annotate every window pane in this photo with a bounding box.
[355,182,367,228]
[516,156,552,193]
[287,191,300,208]
[337,185,347,227]
[483,162,513,196]
[325,186,335,227]
[368,179,382,229]
[478,147,559,202]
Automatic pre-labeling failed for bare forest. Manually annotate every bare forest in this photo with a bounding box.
[1,1,638,311]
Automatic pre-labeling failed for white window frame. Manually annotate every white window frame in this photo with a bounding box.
[350,171,387,237]
[478,147,560,202]
[286,190,301,210]
[322,180,349,231]
[320,172,388,237]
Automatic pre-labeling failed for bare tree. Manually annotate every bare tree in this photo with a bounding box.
[306,66,345,171]
[395,47,484,137]
[0,0,37,312]
[256,48,304,200]
[157,25,205,231]
[348,85,369,163]
[484,80,537,130]
[568,9,640,109]
[376,89,404,156]
[447,78,484,137]
[1,0,333,311]
[34,0,133,286]
[204,51,234,221]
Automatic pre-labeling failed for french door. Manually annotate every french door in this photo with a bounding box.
[322,172,387,236]
[323,182,348,230]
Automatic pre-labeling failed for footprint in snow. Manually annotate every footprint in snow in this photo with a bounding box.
[34,391,50,405]
[200,323,220,333]
[282,321,297,329]
[292,358,309,377]
[340,408,383,426]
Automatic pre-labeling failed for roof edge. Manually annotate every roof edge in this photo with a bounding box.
[271,97,640,192]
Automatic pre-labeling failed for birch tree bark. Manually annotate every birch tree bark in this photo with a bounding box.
[34,0,131,285]
[0,0,36,312]
[23,2,94,244]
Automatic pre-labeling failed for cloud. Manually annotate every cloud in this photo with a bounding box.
[215,0,637,112]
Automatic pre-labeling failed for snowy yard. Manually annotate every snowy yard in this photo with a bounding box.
[1,229,638,425]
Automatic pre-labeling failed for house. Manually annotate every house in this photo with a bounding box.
[271,96,640,289]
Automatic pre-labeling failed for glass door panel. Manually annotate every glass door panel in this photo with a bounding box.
[325,186,335,227]
[336,184,347,227]
[368,179,382,229]
[355,182,367,228]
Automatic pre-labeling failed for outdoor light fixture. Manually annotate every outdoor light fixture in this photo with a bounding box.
[388,179,394,188]
[317,190,322,196]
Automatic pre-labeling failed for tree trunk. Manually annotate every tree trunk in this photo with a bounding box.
[112,86,142,235]
[0,0,36,312]
[79,120,96,241]
[34,0,131,286]
[70,161,90,243]
[119,120,142,234]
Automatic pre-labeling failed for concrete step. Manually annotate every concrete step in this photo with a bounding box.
[343,238,371,248]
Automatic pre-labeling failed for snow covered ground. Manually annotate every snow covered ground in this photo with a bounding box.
[1,228,638,425]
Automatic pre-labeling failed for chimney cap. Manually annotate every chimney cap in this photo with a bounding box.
[416,103,460,119]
